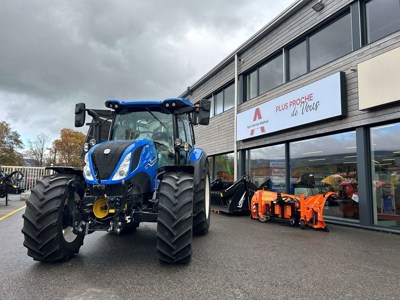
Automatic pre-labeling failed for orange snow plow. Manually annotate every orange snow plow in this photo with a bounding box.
[251,190,337,231]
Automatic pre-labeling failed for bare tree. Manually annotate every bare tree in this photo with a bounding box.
[46,143,58,166]
[27,133,50,167]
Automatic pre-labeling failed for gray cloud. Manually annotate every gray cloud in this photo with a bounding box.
[0,0,294,144]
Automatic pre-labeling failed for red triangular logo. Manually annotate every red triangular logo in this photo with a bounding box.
[253,107,262,121]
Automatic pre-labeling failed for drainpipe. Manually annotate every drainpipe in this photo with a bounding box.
[234,54,238,181]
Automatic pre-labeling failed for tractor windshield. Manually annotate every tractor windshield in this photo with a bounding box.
[111,109,174,149]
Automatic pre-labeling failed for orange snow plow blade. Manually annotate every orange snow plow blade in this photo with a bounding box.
[299,192,336,230]
[251,190,336,231]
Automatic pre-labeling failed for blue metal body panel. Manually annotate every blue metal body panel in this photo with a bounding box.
[188,148,204,163]
[105,98,193,109]
[84,140,158,191]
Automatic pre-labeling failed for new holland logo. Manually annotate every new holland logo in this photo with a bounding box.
[104,149,111,155]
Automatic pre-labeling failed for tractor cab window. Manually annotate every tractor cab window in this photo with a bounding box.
[111,110,173,145]
[177,115,193,146]
[177,115,193,163]
[111,109,175,168]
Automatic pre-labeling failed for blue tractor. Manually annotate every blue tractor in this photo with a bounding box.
[22,98,211,264]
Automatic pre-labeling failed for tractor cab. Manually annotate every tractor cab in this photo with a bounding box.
[76,98,210,169]
[109,106,175,167]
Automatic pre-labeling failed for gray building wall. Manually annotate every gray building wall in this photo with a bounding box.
[186,0,400,156]
[189,61,236,156]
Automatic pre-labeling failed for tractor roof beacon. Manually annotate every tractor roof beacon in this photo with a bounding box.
[22,98,211,264]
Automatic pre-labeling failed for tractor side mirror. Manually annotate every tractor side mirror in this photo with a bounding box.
[193,99,211,125]
[75,103,86,127]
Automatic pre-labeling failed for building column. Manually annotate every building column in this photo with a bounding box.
[356,126,374,226]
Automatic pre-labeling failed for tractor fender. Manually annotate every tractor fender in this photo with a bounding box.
[46,166,84,179]
[188,148,208,188]
[161,165,194,175]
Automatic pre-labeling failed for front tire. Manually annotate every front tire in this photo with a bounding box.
[21,173,85,262]
[157,172,194,264]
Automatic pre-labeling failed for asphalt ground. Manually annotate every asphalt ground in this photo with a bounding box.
[1,194,400,299]
[0,194,26,221]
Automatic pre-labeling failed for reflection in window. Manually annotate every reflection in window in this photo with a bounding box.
[112,109,173,142]
[177,118,187,142]
[288,40,307,80]
[212,153,234,182]
[177,116,194,163]
[209,83,235,117]
[370,123,400,228]
[290,132,359,221]
[214,91,224,115]
[246,144,286,192]
[224,84,235,111]
[208,96,214,117]
[365,0,400,43]
[246,70,258,100]
[208,156,214,177]
[259,54,283,94]
[309,13,352,70]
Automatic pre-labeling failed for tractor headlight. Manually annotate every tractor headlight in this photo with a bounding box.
[83,153,94,181]
[112,152,132,181]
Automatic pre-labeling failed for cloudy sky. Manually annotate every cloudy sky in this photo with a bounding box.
[0,0,295,147]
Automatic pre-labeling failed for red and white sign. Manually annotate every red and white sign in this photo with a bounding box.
[236,72,344,141]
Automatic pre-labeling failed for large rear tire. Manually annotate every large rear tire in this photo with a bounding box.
[157,172,194,264]
[193,162,211,235]
[22,173,85,262]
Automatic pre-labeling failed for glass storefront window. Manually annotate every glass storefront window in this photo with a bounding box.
[212,153,234,182]
[309,13,352,70]
[259,54,283,95]
[208,156,214,176]
[246,144,285,192]
[365,0,400,44]
[290,132,359,220]
[370,123,400,228]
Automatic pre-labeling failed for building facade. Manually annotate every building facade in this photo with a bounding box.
[180,0,400,233]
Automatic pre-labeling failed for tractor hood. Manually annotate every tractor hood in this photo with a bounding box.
[92,141,133,179]
[83,140,158,185]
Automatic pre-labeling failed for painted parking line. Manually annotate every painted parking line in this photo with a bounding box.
[0,205,26,221]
